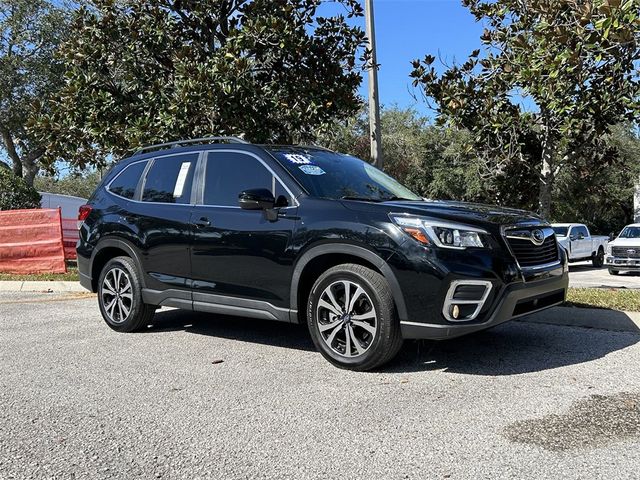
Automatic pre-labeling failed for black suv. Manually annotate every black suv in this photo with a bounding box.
[78,137,568,370]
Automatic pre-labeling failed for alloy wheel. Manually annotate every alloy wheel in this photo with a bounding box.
[316,280,378,358]
[101,267,133,324]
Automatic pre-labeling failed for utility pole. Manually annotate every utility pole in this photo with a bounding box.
[364,0,383,169]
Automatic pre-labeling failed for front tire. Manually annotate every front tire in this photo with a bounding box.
[306,264,403,371]
[592,248,604,268]
[608,268,619,276]
[98,256,155,332]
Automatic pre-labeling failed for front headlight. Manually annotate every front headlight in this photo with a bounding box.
[390,214,488,249]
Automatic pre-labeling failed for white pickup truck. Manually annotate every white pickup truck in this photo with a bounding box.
[605,223,640,275]
[551,223,609,267]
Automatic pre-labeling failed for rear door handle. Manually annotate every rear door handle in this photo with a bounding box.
[193,217,211,228]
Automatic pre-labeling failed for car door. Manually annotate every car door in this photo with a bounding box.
[123,152,199,299]
[189,150,298,315]
[570,225,589,258]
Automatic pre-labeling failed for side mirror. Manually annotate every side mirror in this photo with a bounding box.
[238,188,275,210]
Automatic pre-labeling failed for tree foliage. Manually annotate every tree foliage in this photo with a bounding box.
[411,0,640,218]
[34,169,102,200]
[0,168,41,210]
[0,0,69,185]
[34,0,368,169]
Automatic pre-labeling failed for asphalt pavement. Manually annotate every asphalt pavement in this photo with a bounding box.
[568,261,640,289]
[1,291,640,479]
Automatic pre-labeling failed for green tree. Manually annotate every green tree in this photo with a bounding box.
[411,0,640,218]
[0,0,69,185]
[553,124,640,234]
[0,169,41,210]
[34,0,368,169]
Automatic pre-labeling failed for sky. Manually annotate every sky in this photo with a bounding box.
[321,0,485,115]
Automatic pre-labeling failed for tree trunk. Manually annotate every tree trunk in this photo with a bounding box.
[21,148,43,187]
[538,122,555,220]
[0,126,23,178]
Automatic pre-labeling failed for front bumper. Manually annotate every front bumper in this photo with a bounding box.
[400,271,569,340]
[605,257,640,270]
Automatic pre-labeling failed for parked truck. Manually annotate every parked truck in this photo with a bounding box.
[551,223,608,267]
[605,223,640,275]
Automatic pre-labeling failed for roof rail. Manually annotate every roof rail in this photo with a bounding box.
[133,136,250,156]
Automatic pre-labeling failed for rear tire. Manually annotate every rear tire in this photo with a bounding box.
[608,268,619,276]
[306,263,403,371]
[97,256,155,332]
[592,247,604,268]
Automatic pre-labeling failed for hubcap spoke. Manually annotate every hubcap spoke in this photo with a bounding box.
[341,281,351,313]
[319,319,342,332]
[351,319,376,335]
[325,287,343,313]
[318,299,341,316]
[351,311,375,321]
[348,286,365,313]
[348,325,365,355]
[326,323,343,345]
[344,324,352,357]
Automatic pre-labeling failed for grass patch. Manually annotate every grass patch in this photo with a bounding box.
[566,288,640,312]
[0,266,79,282]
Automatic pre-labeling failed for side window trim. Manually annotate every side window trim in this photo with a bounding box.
[198,149,298,208]
[105,159,149,201]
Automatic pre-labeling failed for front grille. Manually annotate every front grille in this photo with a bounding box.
[506,232,559,267]
[612,246,640,258]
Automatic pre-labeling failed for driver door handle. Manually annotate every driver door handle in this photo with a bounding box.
[193,217,211,228]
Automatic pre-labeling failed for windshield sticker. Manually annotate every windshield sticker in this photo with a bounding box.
[299,165,325,176]
[284,153,312,165]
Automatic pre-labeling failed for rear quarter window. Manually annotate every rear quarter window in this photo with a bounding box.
[108,161,147,199]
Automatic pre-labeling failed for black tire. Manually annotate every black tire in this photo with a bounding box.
[306,263,403,371]
[592,247,604,268]
[608,268,619,276]
[97,256,155,332]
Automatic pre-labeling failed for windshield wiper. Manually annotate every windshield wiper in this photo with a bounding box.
[340,196,382,202]
[380,196,416,202]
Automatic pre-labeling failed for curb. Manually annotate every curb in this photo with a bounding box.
[0,281,86,293]
[519,306,640,334]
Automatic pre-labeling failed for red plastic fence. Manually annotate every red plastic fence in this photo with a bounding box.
[0,208,67,274]
[61,219,79,260]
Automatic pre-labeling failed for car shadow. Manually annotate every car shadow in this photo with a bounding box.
[568,263,601,272]
[145,308,316,352]
[144,308,639,375]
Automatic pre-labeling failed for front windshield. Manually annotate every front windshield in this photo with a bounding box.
[268,148,422,202]
[552,227,568,237]
[619,226,640,239]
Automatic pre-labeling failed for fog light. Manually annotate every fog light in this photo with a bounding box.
[452,305,460,319]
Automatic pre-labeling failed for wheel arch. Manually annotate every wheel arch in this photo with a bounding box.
[90,238,145,292]
[290,244,408,324]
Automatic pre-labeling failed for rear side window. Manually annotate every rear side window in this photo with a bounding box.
[203,152,289,207]
[109,161,146,199]
[142,153,198,204]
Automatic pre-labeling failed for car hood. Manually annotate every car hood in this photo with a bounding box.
[610,238,640,247]
[379,200,545,228]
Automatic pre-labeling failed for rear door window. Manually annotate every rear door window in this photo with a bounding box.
[142,153,198,204]
[109,161,147,199]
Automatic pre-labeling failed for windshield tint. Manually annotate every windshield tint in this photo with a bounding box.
[552,227,568,237]
[268,148,421,202]
[619,226,640,239]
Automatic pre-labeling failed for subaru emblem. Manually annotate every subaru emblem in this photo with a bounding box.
[628,249,637,255]
[531,229,545,246]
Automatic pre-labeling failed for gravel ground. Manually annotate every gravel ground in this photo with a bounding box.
[1,291,640,480]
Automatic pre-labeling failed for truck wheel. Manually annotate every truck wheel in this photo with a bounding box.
[592,247,604,268]
[608,268,619,276]
[307,263,403,371]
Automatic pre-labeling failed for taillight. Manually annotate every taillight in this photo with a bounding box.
[78,205,92,229]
